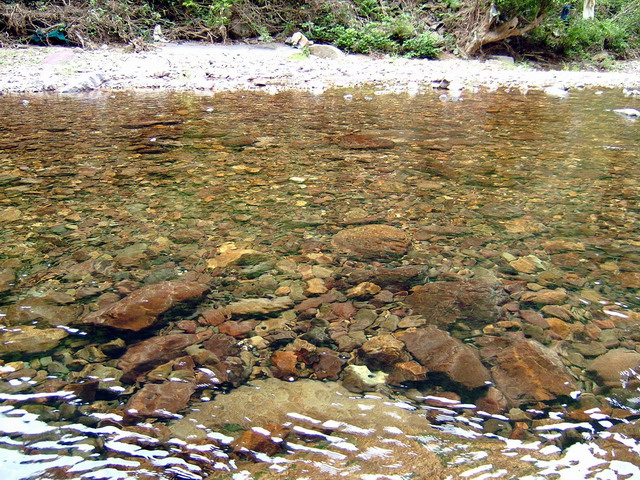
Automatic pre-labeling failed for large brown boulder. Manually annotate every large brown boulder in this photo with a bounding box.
[0,326,68,355]
[118,333,206,383]
[125,381,195,418]
[587,349,640,388]
[336,134,395,150]
[5,297,82,326]
[82,280,208,331]
[331,225,410,260]
[396,326,490,389]
[406,280,501,325]
[360,334,411,370]
[346,265,426,291]
[479,334,578,407]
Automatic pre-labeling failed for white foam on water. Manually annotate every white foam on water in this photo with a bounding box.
[333,441,359,452]
[80,468,137,479]
[460,464,493,477]
[383,426,404,435]
[152,456,203,472]
[293,425,345,443]
[287,441,348,460]
[104,440,169,459]
[0,409,56,435]
[0,449,82,480]
[287,412,322,424]
[67,458,140,473]
[356,446,393,461]
[0,391,75,402]
[359,475,407,480]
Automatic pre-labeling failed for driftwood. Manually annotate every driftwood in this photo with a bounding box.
[461,1,549,56]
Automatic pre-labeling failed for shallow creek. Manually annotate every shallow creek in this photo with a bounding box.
[0,88,639,480]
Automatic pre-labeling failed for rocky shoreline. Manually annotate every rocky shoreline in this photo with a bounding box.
[1,41,640,95]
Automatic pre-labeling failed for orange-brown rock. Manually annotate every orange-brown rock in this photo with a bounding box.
[397,326,490,389]
[82,280,209,331]
[330,302,357,319]
[546,317,572,339]
[232,424,290,456]
[360,334,410,370]
[387,361,427,386]
[587,349,640,388]
[407,280,501,325]
[312,348,346,380]
[479,335,577,407]
[119,333,205,383]
[618,272,640,289]
[125,380,195,418]
[520,288,567,305]
[336,134,395,150]
[476,387,508,414]
[199,308,229,326]
[270,351,299,379]
[218,320,257,338]
[509,422,530,440]
[331,225,410,260]
[221,135,257,147]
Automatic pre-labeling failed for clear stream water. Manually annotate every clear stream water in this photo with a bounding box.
[0,88,638,480]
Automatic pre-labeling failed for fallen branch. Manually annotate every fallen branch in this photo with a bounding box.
[458,0,550,57]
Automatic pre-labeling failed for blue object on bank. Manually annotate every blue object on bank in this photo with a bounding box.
[31,25,69,45]
[561,5,574,20]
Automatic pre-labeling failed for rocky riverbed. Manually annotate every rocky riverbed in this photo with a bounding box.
[0,66,639,479]
[1,41,640,95]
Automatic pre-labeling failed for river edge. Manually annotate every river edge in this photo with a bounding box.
[1,41,640,95]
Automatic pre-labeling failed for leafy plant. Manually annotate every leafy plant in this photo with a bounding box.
[403,31,442,58]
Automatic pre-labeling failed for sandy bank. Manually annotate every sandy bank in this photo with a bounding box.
[1,41,640,95]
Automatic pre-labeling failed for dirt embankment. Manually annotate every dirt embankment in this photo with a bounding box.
[1,41,640,95]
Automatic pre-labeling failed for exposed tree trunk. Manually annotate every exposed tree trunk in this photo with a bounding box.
[583,0,596,19]
[462,2,548,56]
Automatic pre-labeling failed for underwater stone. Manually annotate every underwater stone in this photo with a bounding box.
[397,326,490,389]
[82,280,209,331]
[0,326,68,355]
[331,225,410,260]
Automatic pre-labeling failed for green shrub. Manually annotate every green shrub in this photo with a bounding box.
[528,0,639,58]
[302,6,441,58]
[402,31,441,58]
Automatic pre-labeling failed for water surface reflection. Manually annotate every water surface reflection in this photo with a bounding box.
[0,89,638,479]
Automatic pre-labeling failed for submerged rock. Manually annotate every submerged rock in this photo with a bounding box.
[346,265,426,291]
[342,364,388,393]
[387,361,428,386]
[587,348,640,388]
[177,377,433,436]
[206,248,268,269]
[331,224,410,260]
[4,297,82,326]
[0,326,68,355]
[221,135,257,147]
[232,424,290,456]
[397,326,490,389]
[406,280,501,325]
[0,268,15,293]
[359,334,410,370]
[82,280,209,331]
[479,335,578,407]
[118,333,206,383]
[223,296,293,315]
[336,134,395,150]
[125,380,195,418]
[520,288,568,305]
